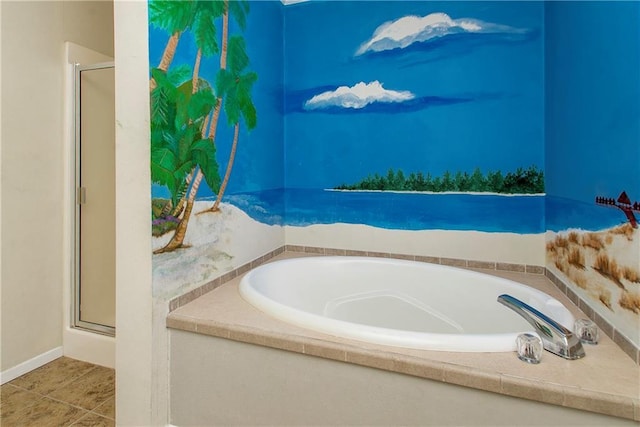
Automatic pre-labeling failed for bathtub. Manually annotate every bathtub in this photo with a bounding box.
[239,256,576,352]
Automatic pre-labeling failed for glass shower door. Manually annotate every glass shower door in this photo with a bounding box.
[74,63,116,335]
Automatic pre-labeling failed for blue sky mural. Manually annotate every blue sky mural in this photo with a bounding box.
[284,1,544,189]
[545,1,640,206]
[149,0,284,198]
[150,1,637,235]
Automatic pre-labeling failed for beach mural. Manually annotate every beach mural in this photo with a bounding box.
[545,1,640,349]
[149,0,284,296]
[273,1,546,236]
[147,1,638,352]
[149,0,546,294]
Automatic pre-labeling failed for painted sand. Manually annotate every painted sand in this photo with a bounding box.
[546,224,640,346]
[152,202,283,298]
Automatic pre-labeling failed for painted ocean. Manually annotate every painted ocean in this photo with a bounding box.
[201,189,613,234]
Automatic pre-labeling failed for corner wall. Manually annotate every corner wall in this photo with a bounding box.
[545,1,640,350]
[283,1,546,266]
[1,0,114,377]
[149,0,286,300]
[113,0,157,424]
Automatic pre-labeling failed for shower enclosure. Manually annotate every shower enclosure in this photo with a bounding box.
[73,62,116,336]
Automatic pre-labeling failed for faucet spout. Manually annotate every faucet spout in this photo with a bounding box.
[497,294,585,360]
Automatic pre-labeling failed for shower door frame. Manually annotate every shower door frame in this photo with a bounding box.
[72,61,116,336]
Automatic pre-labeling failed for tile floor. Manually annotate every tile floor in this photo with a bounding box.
[1,357,115,426]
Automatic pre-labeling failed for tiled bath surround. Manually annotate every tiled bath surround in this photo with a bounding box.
[167,246,639,364]
[167,252,640,423]
[545,269,640,365]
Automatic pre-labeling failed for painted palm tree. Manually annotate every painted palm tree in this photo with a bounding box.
[186,0,249,215]
[158,0,225,219]
[151,65,192,207]
[203,0,249,189]
[155,0,227,249]
[151,0,253,251]
[151,67,220,254]
[189,1,225,91]
[209,36,257,212]
[148,0,195,90]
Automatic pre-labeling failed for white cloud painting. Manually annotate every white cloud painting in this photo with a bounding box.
[356,12,528,56]
[304,81,415,110]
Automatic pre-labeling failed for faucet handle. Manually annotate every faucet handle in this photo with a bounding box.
[497,294,586,360]
[574,318,599,345]
[516,333,543,364]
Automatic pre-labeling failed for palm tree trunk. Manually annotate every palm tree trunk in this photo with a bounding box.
[205,1,227,141]
[170,169,195,218]
[202,2,230,212]
[220,1,229,70]
[191,49,202,93]
[154,167,204,254]
[154,46,209,253]
[150,31,181,91]
[170,105,212,218]
[210,122,239,212]
[207,99,222,137]
[160,199,174,217]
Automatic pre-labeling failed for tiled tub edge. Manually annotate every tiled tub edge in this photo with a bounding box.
[166,313,639,422]
[166,245,638,365]
[168,245,544,311]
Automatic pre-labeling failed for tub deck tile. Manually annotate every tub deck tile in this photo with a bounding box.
[442,364,502,395]
[562,387,636,421]
[345,348,396,372]
[392,355,444,382]
[196,321,231,339]
[166,251,640,422]
[302,341,347,362]
[500,374,565,407]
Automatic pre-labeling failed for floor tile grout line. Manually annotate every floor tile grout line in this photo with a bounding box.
[65,409,96,427]
[8,361,102,398]
[67,409,113,427]
[89,397,115,420]
[3,382,43,395]
[1,383,49,408]
[43,393,112,414]
[2,358,115,426]
[87,410,115,421]
[42,364,115,410]
[46,364,102,395]
[0,385,48,419]
[3,380,103,412]
[0,395,90,426]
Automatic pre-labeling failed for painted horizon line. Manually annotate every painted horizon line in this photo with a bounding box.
[325,189,546,197]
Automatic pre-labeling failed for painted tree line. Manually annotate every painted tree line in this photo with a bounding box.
[335,166,545,194]
[150,0,257,253]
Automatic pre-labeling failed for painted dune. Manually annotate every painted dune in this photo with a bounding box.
[546,223,640,345]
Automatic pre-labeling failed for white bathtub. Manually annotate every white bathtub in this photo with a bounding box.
[239,256,575,352]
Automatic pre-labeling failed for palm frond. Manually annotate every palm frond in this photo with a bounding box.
[191,138,221,193]
[166,64,193,86]
[188,88,217,122]
[229,0,249,30]
[227,36,249,74]
[191,6,219,57]
[149,0,195,34]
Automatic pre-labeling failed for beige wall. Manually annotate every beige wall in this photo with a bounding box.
[113,1,157,424]
[63,1,114,58]
[1,0,113,372]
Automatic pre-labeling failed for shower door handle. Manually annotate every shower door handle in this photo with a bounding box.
[77,187,87,205]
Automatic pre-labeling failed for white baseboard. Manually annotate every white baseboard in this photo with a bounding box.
[63,327,115,369]
[0,346,64,384]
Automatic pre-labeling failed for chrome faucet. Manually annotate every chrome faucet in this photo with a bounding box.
[497,294,585,360]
